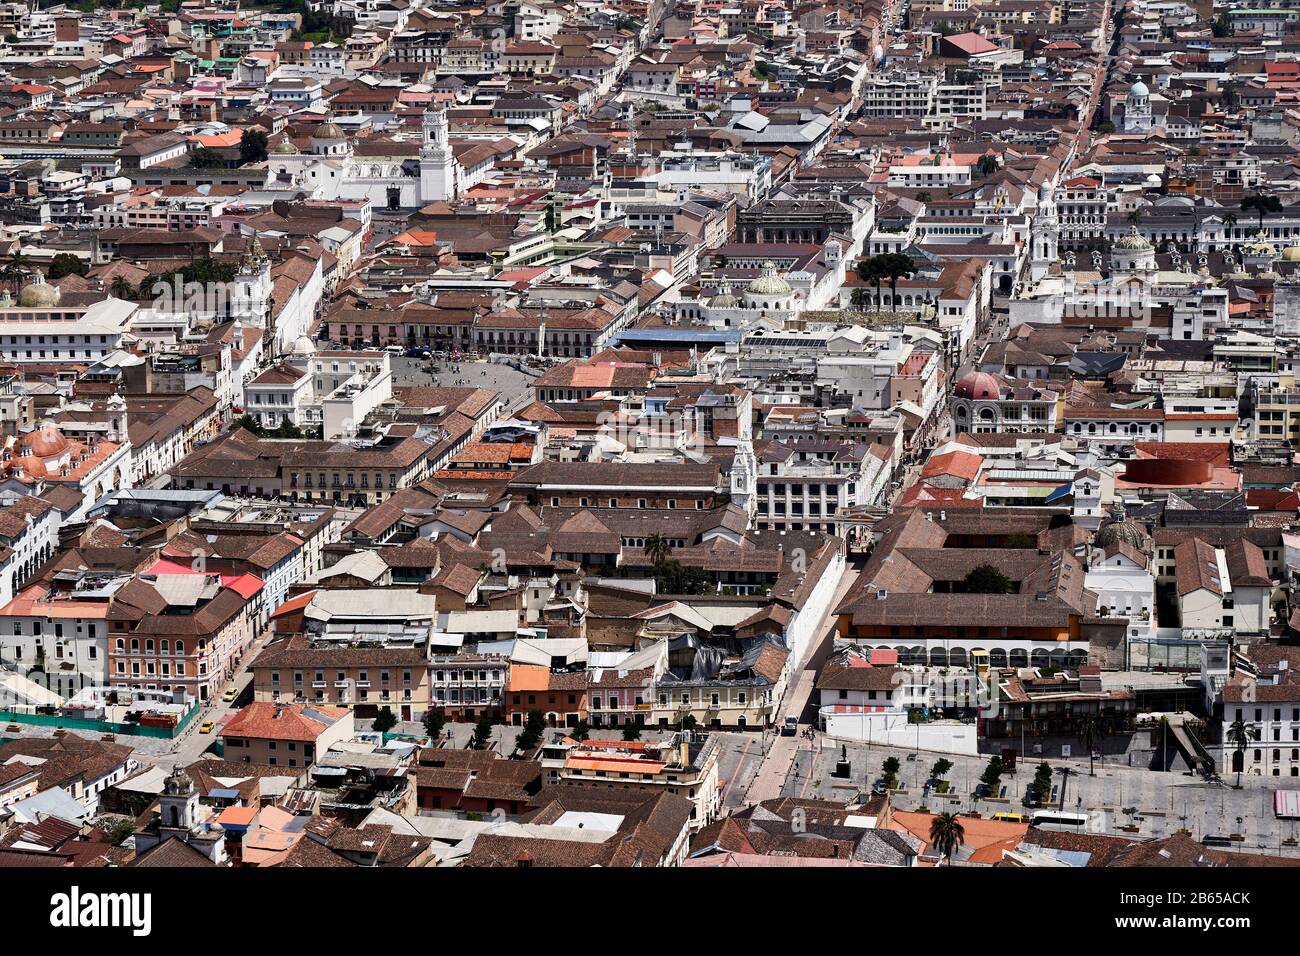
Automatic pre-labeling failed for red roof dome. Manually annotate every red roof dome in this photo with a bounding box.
[954,371,1001,400]
[22,425,69,459]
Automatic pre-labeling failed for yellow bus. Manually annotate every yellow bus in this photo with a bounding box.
[990,812,1029,824]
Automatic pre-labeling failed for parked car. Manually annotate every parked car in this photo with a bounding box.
[199,721,215,734]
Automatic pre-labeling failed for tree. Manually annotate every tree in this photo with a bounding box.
[1032,762,1053,806]
[1241,189,1283,233]
[571,719,590,742]
[856,255,888,310]
[980,754,1003,791]
[239,128,269,165]
[675,713,697,732]
[654,559,713,595]
[423,708,447,740]
[109,275,138,300]
[46,253,87,280]
[882,755,901,790]
[1078,715,1103,776]
[1227,718,1260,787]
[234,414,265,437]
[915,190,933,204]
[963,563,1014,594]
[929,812,965,864]
[622,720,643,741]
[187,145,226,169]
[104,817,137,846]
[976,154,999,178]
[271,417,304,439]
[1095,120,1115,134]
[372,707,397,734]
[514,709,546,752]
[879,252,917,311]
[1212,10,1232,37]
[2,249,31,291]
[471,714,495,750]
[1223,212,1238,244]
[850,287,870,311]
[929,758,953,783]
[1055,765,1074,811]
[643,533,673,566]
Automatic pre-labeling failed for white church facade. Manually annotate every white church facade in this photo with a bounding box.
[266,109,460,210]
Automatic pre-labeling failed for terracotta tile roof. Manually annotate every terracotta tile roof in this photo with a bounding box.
[219,702,349,743]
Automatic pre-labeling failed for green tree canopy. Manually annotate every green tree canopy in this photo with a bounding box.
[371,707,397,733]
[963,564,1014,594]
[47,253,88,280]
[423,709,447,740]
[471,714,495,750]
[654,559,713,595]
[239,128,269,165]
[188,145,226,169]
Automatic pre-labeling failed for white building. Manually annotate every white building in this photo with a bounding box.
[0,290,136,364]
[0,494,59,607]
[1221,646,1300,779]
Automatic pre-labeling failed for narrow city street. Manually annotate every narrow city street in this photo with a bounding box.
[743,563,861,804]
[151,626,278,768]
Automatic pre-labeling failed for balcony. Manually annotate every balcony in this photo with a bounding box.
[312,681,326,688]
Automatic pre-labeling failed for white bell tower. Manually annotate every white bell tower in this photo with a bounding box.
[1031,180,1059,282]
[420,107,456,203]
[232,236,274,350]
[1124,80,1152,133]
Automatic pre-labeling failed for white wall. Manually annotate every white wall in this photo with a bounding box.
[783,546,845,665]
[821,709,979,755]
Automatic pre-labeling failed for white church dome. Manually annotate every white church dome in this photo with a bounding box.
[747,261,792,297]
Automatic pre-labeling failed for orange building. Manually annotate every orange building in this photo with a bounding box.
[505,663,588,728]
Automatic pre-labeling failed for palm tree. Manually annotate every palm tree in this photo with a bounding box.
[643,533,672,566]
[929,812,965,865]
[1227,718,1260,787]
[1223,212,1238,245]
[1056,765,1075,811]
[109,276,137,301]
[1078,715,1103,776]
[1,250,29,293]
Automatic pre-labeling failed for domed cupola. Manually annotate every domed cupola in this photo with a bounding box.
[954,370,1002,400]
[1093,501,1151,554]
